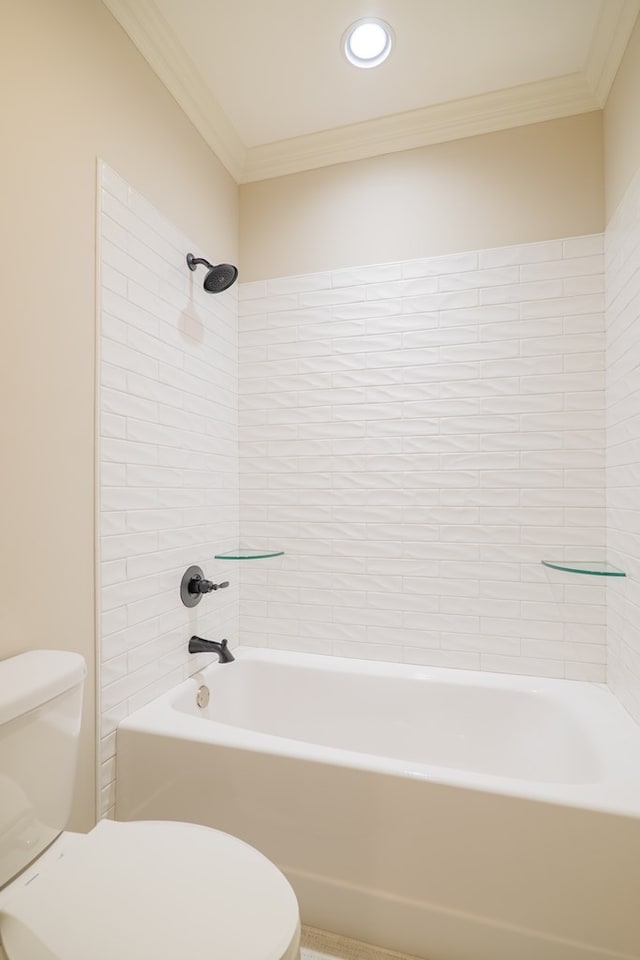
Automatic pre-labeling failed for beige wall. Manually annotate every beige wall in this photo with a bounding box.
[0,0,237,830]
[604,14,640,219]
[239,112,604,281]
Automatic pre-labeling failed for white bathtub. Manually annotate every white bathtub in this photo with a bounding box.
[115,648,640,960]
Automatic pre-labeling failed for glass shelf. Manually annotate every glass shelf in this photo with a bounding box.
[541,560,626,577]
[215,549,285,560]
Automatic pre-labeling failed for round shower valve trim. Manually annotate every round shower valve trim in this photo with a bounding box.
[180,565,230,607]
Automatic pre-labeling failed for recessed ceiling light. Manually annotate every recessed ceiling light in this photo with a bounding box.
[343,18,394,69]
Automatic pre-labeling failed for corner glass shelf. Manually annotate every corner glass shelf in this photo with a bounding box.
[541,560,626,577]
[215,549,284,560]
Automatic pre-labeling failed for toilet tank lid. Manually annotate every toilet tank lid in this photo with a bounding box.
[0,651,85,726]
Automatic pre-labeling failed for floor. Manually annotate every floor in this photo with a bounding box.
[300,926,421,960]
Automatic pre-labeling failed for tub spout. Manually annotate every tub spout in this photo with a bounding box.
[188,636,235,662]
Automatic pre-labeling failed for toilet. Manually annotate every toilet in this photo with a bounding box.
[0,650,300,960]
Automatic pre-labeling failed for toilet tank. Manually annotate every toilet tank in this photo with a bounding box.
[0,650,85,888]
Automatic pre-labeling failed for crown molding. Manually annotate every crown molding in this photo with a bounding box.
[241,73,599,183]
[102,0,639,185]
[102,0,246,180]
[584,0,640,105]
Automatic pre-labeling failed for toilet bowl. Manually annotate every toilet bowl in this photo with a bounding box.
[0,819,300,960]
[0,650,300,960]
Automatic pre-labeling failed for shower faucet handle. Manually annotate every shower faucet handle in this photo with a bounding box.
[191,576,215,594]
[191,577,230,594]
[180,566,230,607]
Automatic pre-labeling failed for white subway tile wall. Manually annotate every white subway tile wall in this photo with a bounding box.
[238,237,606,681]
[98,163,239,816]
[606,168,640,725]
[97,166,616,812]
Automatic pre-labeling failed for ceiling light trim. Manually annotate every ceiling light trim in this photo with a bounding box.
[241,73,600,183]
[102,0,246,180]
[343,18,394,69]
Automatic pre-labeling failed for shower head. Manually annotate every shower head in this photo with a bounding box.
[186,253,238,293]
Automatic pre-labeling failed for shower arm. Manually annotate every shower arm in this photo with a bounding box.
[186,254,211,271]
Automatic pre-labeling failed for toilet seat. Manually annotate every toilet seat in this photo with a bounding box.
[0,819,300,960]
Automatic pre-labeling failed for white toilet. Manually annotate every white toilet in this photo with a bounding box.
[0,650,301,960]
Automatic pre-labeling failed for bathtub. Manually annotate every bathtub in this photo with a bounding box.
[115,648,640,960]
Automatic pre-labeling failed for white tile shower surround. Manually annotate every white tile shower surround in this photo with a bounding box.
[98,162,239,817]
[238,236,607,681]
[96,163,609,814]
[606,166,640,726]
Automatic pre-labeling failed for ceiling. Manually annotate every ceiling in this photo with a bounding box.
[103,0,639,183]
